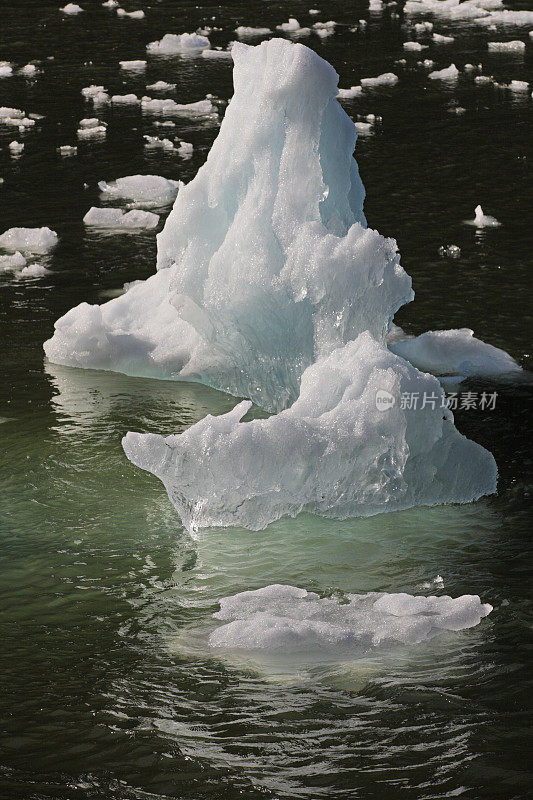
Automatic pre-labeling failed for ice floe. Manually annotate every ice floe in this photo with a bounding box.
[146,33,210,54]
[83,207,160,230]
[0,226,58,254]
[98,174,181,206]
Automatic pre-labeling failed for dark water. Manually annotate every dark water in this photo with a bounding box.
[1,1,532,798]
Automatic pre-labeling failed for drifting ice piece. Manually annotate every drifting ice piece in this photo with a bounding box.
[146,33,210,54]
[208,584,493,651]
[0,226,57,254]
[46,39,499,529]
[467,204,501,228]
[83,207,159,230]
[98,175,181,206]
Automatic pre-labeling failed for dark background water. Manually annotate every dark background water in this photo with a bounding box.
[0,1,532,798]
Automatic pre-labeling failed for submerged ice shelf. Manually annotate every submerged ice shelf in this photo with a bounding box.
[45,38,508,531]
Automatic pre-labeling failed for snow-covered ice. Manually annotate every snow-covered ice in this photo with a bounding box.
[146,33,210,54]
[361,72,398,88]
[0,226,58,254]
[429,64,459,80]
[207,584,493,653]
[45,39,500,530]
[119,59,146,70]
[98,175,181,206]
[389,328,521,380]
[60,3,83,14]
[83,207,160,230]
[235,26,272,38]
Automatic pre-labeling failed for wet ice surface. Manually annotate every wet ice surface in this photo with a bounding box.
[0,1,532,798]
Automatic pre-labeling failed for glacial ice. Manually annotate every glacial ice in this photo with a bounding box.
[9,141,24,155]
[389,328,522,380]
[146,33,210,54]
[429,64,459,80]
[16,263,49,279]
[338,86,363,99]
[433,32,454,44]
[60,3,83,15]
[466,204,501,227]
[45,38,501,530]
[0,251,27,272]
[488,40,526,52]
[0,226,58,254]
[146,80,176,91]
[140,97,215,116]
[0,62,14,78]
[404,41,427,51]
[116,8,145,19]
[98,175,181,207]
[111,93,140,105]
[235,26,272,38]
[83,207,159,230]
[361,72,399,88]
[208,584,493,652]
[119,59,146,70]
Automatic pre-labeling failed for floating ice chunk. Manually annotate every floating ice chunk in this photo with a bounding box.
[123,331,497,531]
[361,72,399,88]
[143,135,176,150]
[277,18,302,32]
[309,9,321,15]
[0,107,23,119]
[0,226,58,254]
[141,96,216,115]
[98,174,181,206]
[414,21,433,34]
[201,48,233,60]
[403,41,426,51]
[355,121,373,135]
[146,80,176,91]
[508,79,529,92]
[116,8,145,19]
[0,62,14,77]
[389,328,521,379]
[207,584,493,653]
[111,93,140,104]
[19,64,39,77]
[429,63,459,80]
[102,0,118,7]
[488,40,526,52]
[466,204,501,227]
[83,207,159,230]
[235,26,272,38]
[0,251,27,272]
[77,120,107,138]
[433,32,454,44]
[16,263,49,278]
[177,141,193,157]
[9,141,24,155]
[313,21,337,37]
[475,74,493,85]
[78,117,102,128]
[60,3,83,14]
[337,85,363,99]
[438,243,461,257]
[146,33,210,54]
[474,10,533,25]
[119,59,147,70]
[57,145,77,156]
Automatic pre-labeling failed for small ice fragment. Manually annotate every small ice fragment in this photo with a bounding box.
[309,9,321,15]
[508,80,529,92]
[141,96,216,116]
[313,21,336,38]
[429,63,459,80]
[98,174,181,206]
[361,72,398,88]
[18,64,38,77]
[16,263,49,278]
[0,63,14,78]
[143,135,176,150]
[0,226,58,254]
[488,40,526,52]
[146,80,176,91]
[177,141,193,157]
[414,21,433,34]
[102,0,118,7]
[60,3,83,14]
[9,141,24,155]
[475,75,493,85]
[57,145,77,156]
[116,8,145,19]
[355,121,373,135]
[403,41,426,51]
[119,59,147,70]
[277,18,302,32]
[0,107,23,119]
[111,93,140,104]
[433,32,454,44]
[235,26,272,38]
[337,86,363,99]
[0,251,27,271]
[438,244,461,258]
[469,204,501,227]
[146,33,210,53]
[83,207,159,230]
[201,48,233,59]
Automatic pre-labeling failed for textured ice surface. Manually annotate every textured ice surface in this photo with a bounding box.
[389,328,522,380]
[361,72,398,88]
[123,332,497,531]
[0,226,57,254]
[140,97,215,116]
[83,207,159,230]
[146,33,210,54]
[45,39,500,530]
[429,64,459,80]
[98,175,181,207]
[208,584,493,652]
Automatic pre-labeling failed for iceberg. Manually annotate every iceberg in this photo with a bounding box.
[45,39,500,531]
[208,584,493,652]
